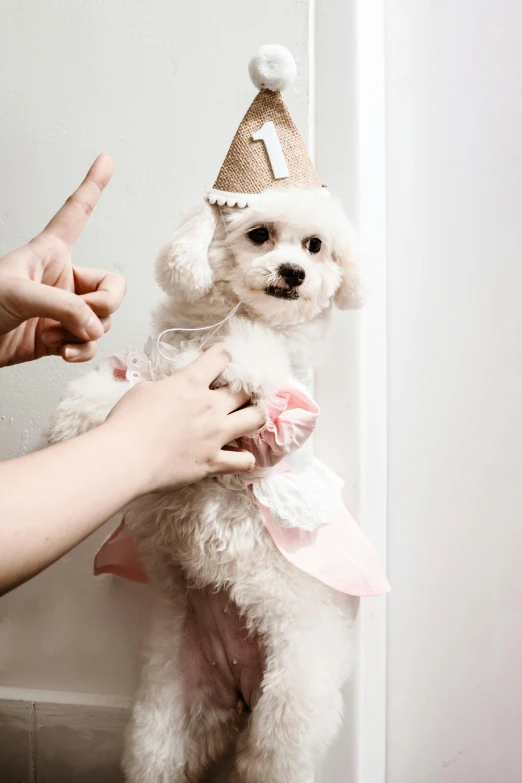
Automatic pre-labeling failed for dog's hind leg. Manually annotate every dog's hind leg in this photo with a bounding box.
[122,592,190,783]
[230,599,354,783]
[122,589,238,783]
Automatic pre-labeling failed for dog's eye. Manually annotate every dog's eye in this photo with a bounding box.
[307,237,322,254]
[248,226,270,245]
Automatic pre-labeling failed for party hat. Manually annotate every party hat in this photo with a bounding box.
[207,45,323,209]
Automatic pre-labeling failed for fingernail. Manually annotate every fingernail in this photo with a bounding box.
[86,314,103,339]
[64,346,82,361]
[41,330,63,347]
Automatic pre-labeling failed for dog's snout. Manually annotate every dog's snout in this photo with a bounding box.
[279,264,306,287]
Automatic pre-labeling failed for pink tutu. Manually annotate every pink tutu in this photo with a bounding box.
[94,354,389,597]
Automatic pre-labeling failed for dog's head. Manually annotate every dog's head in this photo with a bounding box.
[156,189,363,328]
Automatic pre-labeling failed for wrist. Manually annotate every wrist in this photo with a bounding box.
[98,417,157,498]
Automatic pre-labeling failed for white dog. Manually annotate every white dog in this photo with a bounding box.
[50,188,366,782]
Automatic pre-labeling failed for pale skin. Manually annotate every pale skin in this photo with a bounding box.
[0,155,264,595]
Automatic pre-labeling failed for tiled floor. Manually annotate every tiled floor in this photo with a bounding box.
[0,699,33,783]
[0,699,127,782]
[0,698,235,782]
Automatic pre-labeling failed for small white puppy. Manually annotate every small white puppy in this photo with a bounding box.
[50,188,363,782]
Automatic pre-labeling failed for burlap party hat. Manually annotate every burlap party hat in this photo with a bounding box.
[207,45,323,209]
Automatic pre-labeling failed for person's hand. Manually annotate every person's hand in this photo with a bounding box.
[105,344,266,492]
[0,154,126,368]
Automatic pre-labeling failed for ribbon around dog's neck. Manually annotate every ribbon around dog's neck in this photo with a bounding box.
[156,302,241,362]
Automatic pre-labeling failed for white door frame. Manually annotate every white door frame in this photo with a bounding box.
[314,2,387,781]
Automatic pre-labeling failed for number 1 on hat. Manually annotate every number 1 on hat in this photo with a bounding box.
[252,121,289,180]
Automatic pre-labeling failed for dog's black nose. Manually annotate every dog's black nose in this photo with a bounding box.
[279,264,306,287]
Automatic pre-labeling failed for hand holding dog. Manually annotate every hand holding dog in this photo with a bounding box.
[0,157,265,594]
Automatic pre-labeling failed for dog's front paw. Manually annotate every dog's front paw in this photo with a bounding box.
[216,360,264,400]
[215,318,291,400]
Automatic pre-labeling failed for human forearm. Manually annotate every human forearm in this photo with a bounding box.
[0,422,146,594]
[0,346,264,595]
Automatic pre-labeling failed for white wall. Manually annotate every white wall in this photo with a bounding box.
[385,1,522,781]
[5,3,519,780]
[0,2,384,780]
[0,0,311,698]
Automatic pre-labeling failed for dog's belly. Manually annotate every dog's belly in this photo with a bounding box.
[180,586,264,713]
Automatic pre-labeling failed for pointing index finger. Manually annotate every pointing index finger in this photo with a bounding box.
[42,153,114,248]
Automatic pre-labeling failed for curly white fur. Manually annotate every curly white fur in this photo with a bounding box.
[49,189,362,782]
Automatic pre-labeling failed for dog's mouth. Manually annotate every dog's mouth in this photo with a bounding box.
[265,285,299,301]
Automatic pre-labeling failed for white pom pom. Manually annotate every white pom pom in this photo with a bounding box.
[248,45,297,92]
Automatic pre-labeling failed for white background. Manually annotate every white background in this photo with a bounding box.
[385,1,522,781]
[0,0,314,699]
[0,1,364,780]
[1,1,522,782]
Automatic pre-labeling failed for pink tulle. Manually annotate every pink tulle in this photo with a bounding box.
[94,519,148,584]
[93,357,389,596]
[238,387,319,468]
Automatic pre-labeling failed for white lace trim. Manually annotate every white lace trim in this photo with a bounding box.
[206,189,261,209]
[122,349,154,387]
[252,458,344,532]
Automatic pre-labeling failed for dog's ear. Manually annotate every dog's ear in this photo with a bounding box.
[155,202,217,302]
[332,220,365,310]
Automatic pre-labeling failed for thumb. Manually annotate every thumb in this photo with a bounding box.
[0,277,104,340]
